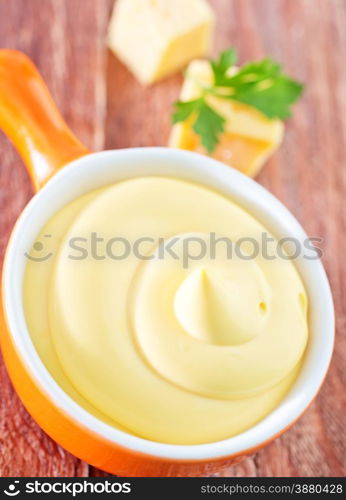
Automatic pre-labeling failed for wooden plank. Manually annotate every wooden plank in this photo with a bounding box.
[0,0,345,477]
[0,0,109,477]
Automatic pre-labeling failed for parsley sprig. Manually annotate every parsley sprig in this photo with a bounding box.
[172,48,304,153]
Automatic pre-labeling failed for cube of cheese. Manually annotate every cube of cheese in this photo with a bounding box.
[108,0,214,85]
[169,60,284,177]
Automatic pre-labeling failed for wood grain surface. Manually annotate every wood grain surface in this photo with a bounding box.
[0,0,345,477]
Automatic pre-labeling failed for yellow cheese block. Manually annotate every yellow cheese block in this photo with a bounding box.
[169,60,284,176]
[108,0,214,85]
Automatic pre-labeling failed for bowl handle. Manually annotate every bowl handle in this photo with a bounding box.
[0,50,90,191]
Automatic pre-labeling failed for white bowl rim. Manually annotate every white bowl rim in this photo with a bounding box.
[2,147,335,461]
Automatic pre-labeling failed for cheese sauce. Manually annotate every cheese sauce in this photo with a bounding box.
[24,177,308,444]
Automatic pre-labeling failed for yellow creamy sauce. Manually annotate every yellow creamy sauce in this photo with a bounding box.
[24,177,308,444]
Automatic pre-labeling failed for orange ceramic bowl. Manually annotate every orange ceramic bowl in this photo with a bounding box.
[0,50,335,476]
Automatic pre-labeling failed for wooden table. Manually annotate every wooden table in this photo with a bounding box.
[0,0,345,477]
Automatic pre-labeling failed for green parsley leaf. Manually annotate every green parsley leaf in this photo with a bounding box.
[172,98,225,153]
[230,74,304,119]
[193,102,225,153]
[172,99,202,123]
[211,48,237,86]
[224,59,304,118]
[226,59,282,87]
